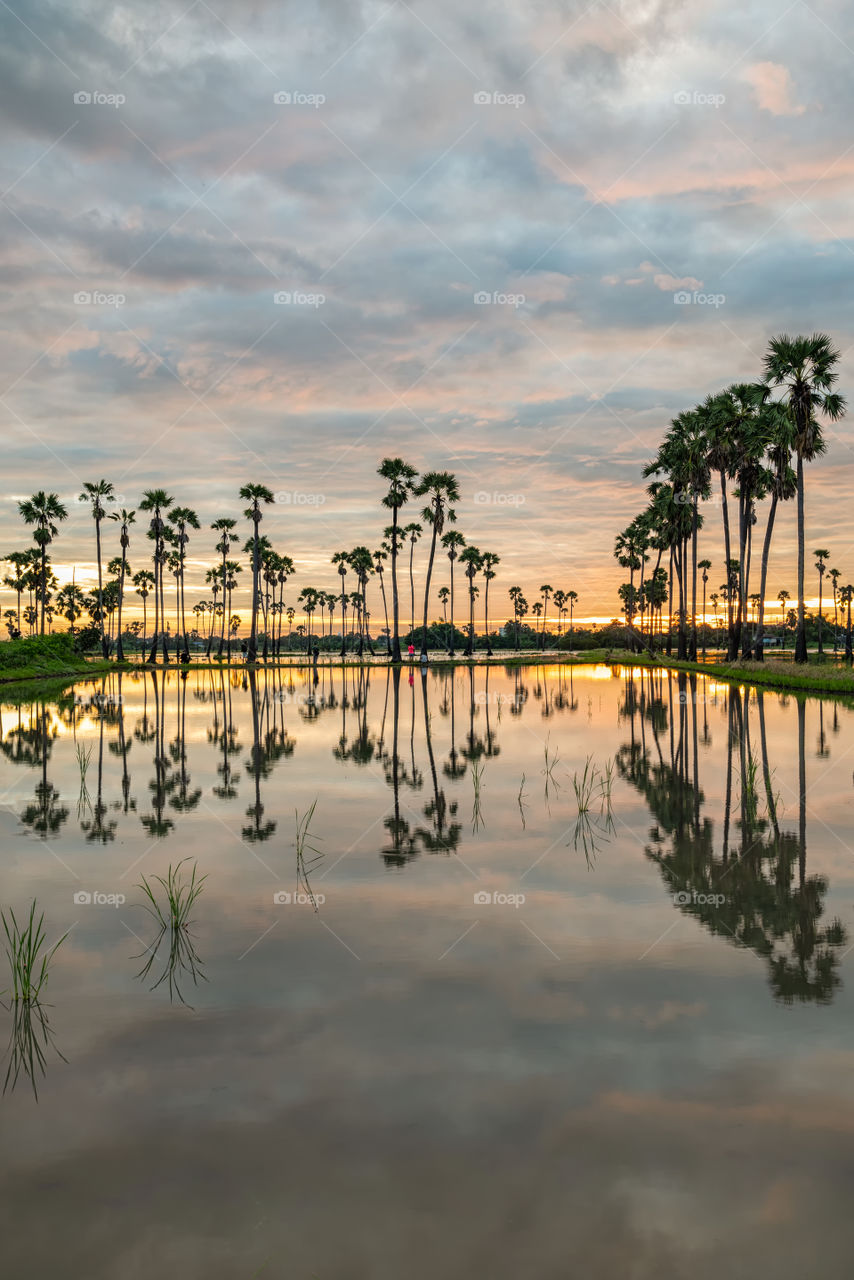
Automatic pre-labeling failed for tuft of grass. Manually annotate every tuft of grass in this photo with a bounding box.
[571,754,599,812]
[517,772,528,829]
[137,859,207,931]
[571,754,615,816]
[1,902,67,1003]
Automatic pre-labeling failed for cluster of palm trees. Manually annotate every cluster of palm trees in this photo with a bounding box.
[3,461,514,665]
[506,584,579,650]
[614,333,846,664]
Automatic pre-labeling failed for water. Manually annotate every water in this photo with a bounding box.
[1,662,853,1278]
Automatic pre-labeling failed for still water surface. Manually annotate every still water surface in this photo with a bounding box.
[1,662,854,1278]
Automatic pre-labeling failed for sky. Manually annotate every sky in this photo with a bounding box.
[2,0,854,627]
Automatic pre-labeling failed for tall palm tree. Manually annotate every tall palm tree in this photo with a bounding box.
[18,492,68,635]
[170,506,199,663]
[508,585,523,651]
[752,402,797,659]
[813,549,829,656]
[139,490,173,663]
[763,334,847,663]
[567,590,578,650]
[239,484,275,662]
[332,551,350,656]
[698,560,711,658]
[378,458,418,662]
[438,585,450,649]
[480,551,499,655]
[211,518,238,657]
[132,569,154,657]
[347,547,375,656]
[404,521,422,643]
[830,567,841,654]
[108,507,135,661]
[3,551,29,637]
[80,480,115,657]
[539,584,553,651]
[552,590,566,644]
[441,530,466,658]
[461,546,482,656]
[414,471,459,661]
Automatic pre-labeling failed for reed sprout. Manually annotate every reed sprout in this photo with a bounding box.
[1,902,66,1003]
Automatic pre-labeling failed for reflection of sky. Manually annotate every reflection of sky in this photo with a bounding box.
[3,1,854,623]
[2,664,854,1274]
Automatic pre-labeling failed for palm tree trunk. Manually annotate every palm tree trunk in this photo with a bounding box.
[147,552,159,664]
[95,517,107,656]
[448,561,456,658]
[795,454,807,662]
[718,471,734,654]
[420,521,439,662]
[752,493,778,661]
[390,508,402,662]
[116,554,126,662]
[689,499,698,660]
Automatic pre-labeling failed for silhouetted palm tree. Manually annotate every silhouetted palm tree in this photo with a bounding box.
[415,471,459,661]
[108,507,135,661]
[18,492,68,636]
[763,334,847,662]
[378,457,418,662]
[239,484,275,661]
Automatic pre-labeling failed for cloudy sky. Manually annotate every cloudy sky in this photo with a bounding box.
[2,0,854,624]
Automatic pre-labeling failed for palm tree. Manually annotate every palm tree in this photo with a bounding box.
[813,549,829,657]
[169,507,199,663]
[404,521,422,643]
[567,590,578,650]
[211,518,238,657]
[56,582,87,639]
[80,480,115,657]
[460,546,482,656]
[414,471,459,661]
[508,585,523,651]
[539,584,553,651]
[840,584,854,663]
[132,569,154,656]
[378,458,418,662]
[18,492,68,635]
[480,551,499,655]
[139,490,173,663]
[374,545,391,653]
[830,567,841,654]
[763,334,847,663]
[437,585,450,649]
[552,590,566,644]
[752,401,797,660]
[239,484,275,661]
[698,559,711,658]
[3,551,29,637]
[332,551,350,657]
[108,507,135,661]
[777,589,790,646]
[347,547,375,657]
[441,530,466,658]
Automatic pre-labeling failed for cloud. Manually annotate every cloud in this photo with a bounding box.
[743,62,807,117]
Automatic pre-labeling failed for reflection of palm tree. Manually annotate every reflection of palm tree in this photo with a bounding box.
[617,669,847,1004]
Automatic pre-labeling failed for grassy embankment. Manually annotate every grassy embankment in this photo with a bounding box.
[613,650,854,697]
[0,633,119,687]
